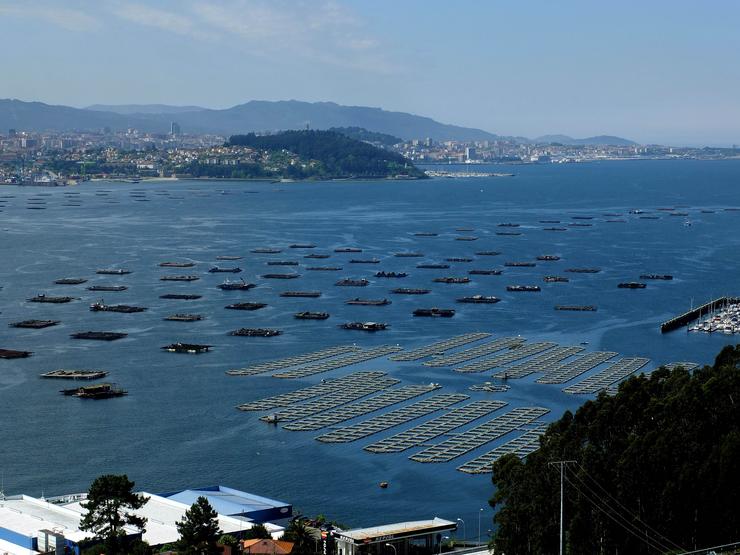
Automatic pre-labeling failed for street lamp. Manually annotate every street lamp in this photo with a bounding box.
[438,536,449,555]
[478,508,484,545]
[456,518,466,544]
[385,543,397,555]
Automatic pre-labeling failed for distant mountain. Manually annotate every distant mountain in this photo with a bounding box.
[86,104,206,115]
[534,134,636,146]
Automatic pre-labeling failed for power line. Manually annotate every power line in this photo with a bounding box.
[574,463,685,552]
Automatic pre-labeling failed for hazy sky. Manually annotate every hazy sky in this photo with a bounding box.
[1,0,738,145]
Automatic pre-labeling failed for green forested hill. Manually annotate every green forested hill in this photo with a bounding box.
[490,346,740,555]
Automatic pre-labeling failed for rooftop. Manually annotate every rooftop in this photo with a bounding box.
[336,518,457,542]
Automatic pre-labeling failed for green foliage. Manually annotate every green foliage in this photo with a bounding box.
[176,496,223,555]
[282,518,315,555]
[79,474,149,555]
[228,130,425,178]
[328,127,403,147]
[243,523,271,540]
[490,349,740,555]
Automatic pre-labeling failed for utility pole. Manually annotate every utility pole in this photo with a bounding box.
[549,460,577,555]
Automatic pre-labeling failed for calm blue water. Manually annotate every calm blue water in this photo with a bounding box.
[1,159,739,532]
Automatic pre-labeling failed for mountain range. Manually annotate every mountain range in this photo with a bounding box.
[0,98,636,145]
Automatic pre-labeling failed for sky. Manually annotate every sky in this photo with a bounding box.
[0,0,738,146]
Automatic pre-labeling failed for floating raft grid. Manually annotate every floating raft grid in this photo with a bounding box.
[457,423,549,474]
[455,342,557,373]
[605,361,698,395]
[237,371,389,411]
[315,393,470,443]
[423,337,525,367]
[226,345,361,376]
[282,384,440,431]
[490,346,584,379]
[272,345,403,379]
[257,377,400,421]
[409,406,550,463]
[563,357,650,394]
[535,351,619,384]
[389,332,491,362]
[364,400,507,453]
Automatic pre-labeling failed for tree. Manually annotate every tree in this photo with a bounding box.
[176,496,222,554]
[79,474,148,555]
[243,523,271,540]
[282,518,315,555]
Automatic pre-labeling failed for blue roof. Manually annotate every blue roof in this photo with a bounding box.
[159,486,291,521]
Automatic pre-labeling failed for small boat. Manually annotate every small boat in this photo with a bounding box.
[218,254,246,259]
[469,269,502,275]
[304,253,330,259]
[536,255,561,261]
[457,295,500,304]
[0,348,32,359]
[160,275,200,282]
[159,261,196,268]
[267,261,299,266]
[618,282,647,289]
[96,269,132,275]
[505,262,536,267]
[544,276,569,283]
[476,251,502,256]
[379,482,389,489]
[391,288,430,295]
[375,271,407,278]
[506,285,541,292]
[250,249,280,254]
[225,302,267,311]
[54,278,87,285]
[218,279,256,290]
[209,266,242,273]
[160,293,202,300]
[88,285,128,292]
[555,305,597,311]
[433,277,471,284]
[346,298,391,306]
[90,302,147,313]
[335,278,369,286]
[9,319,59,329]
[417,263,450,269]
[263,413,281,424]
[164,314,204,322]
[41,369,108,380]
[455,236,479,241]
[28,294,75,303]
[413,308,455,317]
[340,322,388,331]
[71,331,128,340]
[230,328,282,337]
[334,247,362,253]
[640,274,673,280]
[262,273,300,279]
[294,311,330,320]
[62,383,127,399]
[280,291,321,298]
[162,342,211,353]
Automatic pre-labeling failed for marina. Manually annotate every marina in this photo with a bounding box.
[409,407,551,463]
[272,345,403,379]
[536,351,619,384]
[563,357,650,394]
[457,424,548,474]
[364,400,507,453]
[455,341,557,373]
[423,337,525,367]
[315,393,470,443]
[282,383,441,431]
[663,297,739,333]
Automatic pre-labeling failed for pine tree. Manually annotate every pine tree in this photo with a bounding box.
[176,496,223,554]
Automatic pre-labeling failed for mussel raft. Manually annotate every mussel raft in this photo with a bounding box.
[230,328,282,337]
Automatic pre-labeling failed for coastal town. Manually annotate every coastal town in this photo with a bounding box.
[1,125,738,184]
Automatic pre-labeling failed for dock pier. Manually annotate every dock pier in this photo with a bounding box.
[660,297,740,333]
